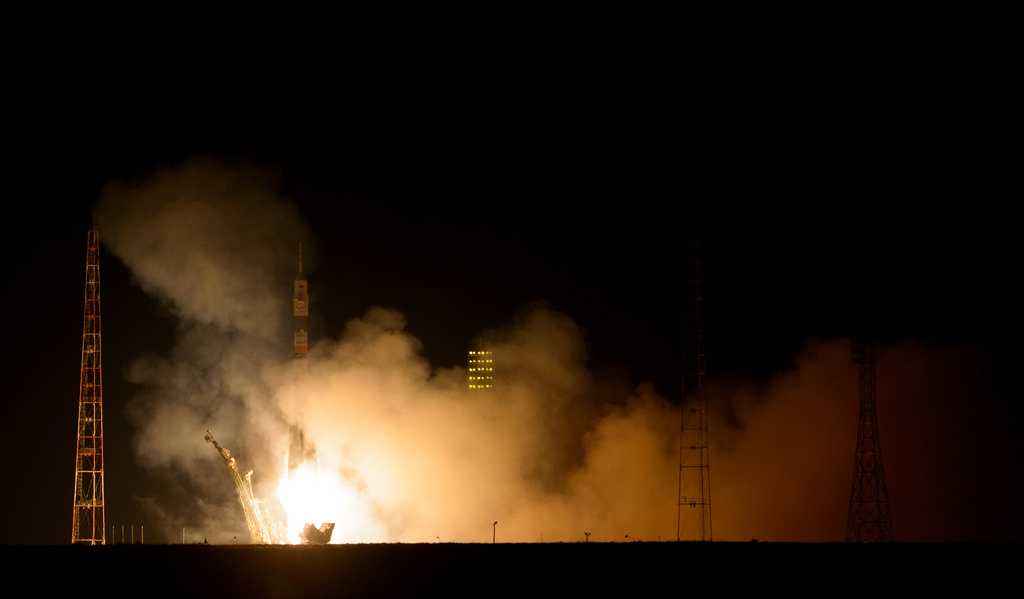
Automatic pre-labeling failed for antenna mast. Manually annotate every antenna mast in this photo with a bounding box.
[72,228,105,544]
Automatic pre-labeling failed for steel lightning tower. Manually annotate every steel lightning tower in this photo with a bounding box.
[72,228,105,544]
[678,241,711,541]
[846,341,894,542]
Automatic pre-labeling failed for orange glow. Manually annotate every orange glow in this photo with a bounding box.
[278,462,332,543]
[277,459,373,544]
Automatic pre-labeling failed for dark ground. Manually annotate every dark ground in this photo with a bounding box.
[1,542,1010,595]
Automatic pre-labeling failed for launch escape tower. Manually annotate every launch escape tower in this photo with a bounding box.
[677,241,712,541]
[72,228,105,544]
[846,342,894,542]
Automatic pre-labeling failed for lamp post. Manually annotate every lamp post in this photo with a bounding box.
[492,521,498,544]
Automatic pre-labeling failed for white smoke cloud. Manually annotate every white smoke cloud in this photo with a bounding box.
[94,156,309,339]
[93,156,684,544]
[269,305,681,543]
[94,157,1018,544]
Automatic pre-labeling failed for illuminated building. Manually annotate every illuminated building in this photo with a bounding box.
[467,348,494,390]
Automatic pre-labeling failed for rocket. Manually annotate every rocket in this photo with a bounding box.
[293,243,309,361]
[289,243,314,471]
[288,244,330,541]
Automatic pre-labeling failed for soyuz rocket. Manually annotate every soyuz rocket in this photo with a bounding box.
[289,244,334,543]
[289,244,314,471]
[293,244,309,373]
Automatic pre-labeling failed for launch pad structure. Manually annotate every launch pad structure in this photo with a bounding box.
[678,241,712,541]
[846,341,894,542]
[72,228,105,545]
[205,430,278,544]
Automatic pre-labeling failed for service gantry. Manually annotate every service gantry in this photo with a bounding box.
[205,430,278,544]
[72,228,105,544]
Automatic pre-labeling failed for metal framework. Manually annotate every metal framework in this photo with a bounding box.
[205,430,278,544]
[678,241,712,541]
[846,342,894,542]
[72,228,105,544]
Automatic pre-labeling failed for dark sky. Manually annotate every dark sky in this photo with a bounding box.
[4,52,1018,544]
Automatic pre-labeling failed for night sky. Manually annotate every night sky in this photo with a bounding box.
[4,52,1019,545]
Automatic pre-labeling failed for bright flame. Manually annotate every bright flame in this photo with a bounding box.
[277,459,371,544]
[279,462,328,543]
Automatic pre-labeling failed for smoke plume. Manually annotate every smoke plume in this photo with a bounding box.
[94,157,1019,543]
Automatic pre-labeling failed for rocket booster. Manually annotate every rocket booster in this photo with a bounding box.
[293,244,309,357]
[289,244,315,474]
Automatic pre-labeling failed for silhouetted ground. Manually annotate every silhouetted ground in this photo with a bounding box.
[1,542,1010,595]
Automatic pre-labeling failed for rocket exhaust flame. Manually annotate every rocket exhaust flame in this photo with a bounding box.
[277,461,348,544]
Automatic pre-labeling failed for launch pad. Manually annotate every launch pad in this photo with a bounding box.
[205,429,335,545]
[300,523,336,544]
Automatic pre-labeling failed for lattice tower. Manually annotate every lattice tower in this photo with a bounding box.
[72,228,105,544]
[846,341,894,542]
[678,241,712,541]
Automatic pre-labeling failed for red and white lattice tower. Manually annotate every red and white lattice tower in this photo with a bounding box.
[72,228,105,544]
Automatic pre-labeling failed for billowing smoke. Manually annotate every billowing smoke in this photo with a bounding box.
[94,157,312,541]
[708,338,859,542]
[95,156,307,339]
[95,157,1018,544]
[708,337,1018,542]
[265,305,681,543]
